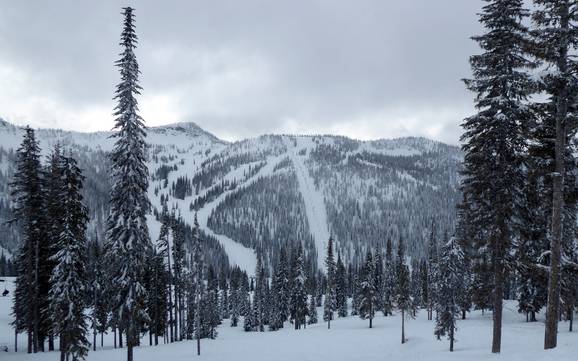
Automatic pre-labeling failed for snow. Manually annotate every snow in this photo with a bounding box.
[1,277,577,361]
[286,137,330,270]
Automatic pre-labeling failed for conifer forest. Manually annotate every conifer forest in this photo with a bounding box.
[1,1,578,360]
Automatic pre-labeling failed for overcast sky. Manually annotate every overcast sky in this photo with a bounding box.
[0,1,482,144]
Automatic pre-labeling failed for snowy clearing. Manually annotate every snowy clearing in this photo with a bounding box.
[1,278,576,361]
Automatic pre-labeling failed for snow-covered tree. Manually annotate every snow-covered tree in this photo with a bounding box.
[290,244,308,330]
[531,0,578,349]
[382,238,396,316]
[10,127,47,353]
[105,7,152,361]
[462,0,534,353]
[426,224,438,321]
[396,239,415,344]
[359,250,377,328]
[48,155,90,361]
[434,237,466,352]
[323,237,337,328]
[335,253,348,317]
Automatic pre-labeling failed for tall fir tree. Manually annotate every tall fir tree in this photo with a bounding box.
[531,0,578,349]
[105,8,152,361]
[335,253,348,317]
[382,238,396,316]
[323,237,337,328]
[358,250,377,328]
[396,239,415,344]
[10,127,46,353]
[426,224,438,321]
[462,0,534,353]
[289,244,308,330]
[434,236,467,352]
[48,155,90,361]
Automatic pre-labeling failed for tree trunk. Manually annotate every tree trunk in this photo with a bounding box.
[450,324,454,352]
[369,317,372,329]
[48,334,54,351]
[545,2,569,351]
[462,310,466,320]
[492,240,504,354]
[119,329,123,348]
[113,327,117,349]
[401,309,405,344]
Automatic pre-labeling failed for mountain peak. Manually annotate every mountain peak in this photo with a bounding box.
[150,121,225,144]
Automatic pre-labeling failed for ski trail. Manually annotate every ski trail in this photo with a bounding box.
[285,138,330,270]
[195,156,286,275]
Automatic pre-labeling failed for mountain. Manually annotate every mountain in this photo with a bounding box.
[0,119,462,273]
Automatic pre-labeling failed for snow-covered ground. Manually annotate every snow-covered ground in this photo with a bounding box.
[1,277,576,361]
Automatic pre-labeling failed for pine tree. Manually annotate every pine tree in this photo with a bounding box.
[359,250,377,328]
[289,244,307,330]
[10,127,46,353]
[335,253,348,317]
[323,237,336,328]
[105,7,151,360]
[48,155,90,361]
[434,237,466,352]
[253,253,266,332]
[43,144,67,352]
[171,221,186,341]
[426,225,438,321]
[229,270,241,327]
[307,295,318,325]
[382,238,396,316]
[396,239,415,344]
[463,0,534,353]
[531,0,578,349]
[191,214,204,355]
[410,260,422,317]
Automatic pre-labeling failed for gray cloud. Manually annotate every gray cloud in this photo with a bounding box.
[0,0,482,143]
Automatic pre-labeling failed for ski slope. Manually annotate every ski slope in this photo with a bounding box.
[286,137,330,269]
[1,277,577,361]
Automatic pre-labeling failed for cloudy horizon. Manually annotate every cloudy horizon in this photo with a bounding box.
[0,1,482,144]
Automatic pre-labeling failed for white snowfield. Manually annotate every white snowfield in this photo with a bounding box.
[286,137,330,270]
[0,278,576,361]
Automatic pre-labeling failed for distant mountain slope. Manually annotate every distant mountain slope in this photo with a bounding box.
[0,119,461,272]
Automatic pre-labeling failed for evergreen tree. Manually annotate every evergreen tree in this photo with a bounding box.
[289,244,307,330]
[229,270,241,327]
[382,239,396,316]
[462,0,534,353]
[191,214,204,355]
[396,239,415,344]
[434,237,466,352]
[307,295,318,325]
[43,144,67,351]
[48,155,90,361]
[105,7,151,361]
[10,127,46,353]
[171,222,186,341]
[532,0,578,349]
[358,250,377,328]
[335,253,348,317]
[426,225,438,321]
[323,237,336,328]
[253,253,266,332]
